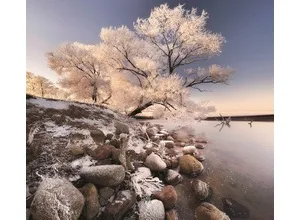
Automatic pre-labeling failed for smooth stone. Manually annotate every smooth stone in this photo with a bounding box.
[195,202,230,220]
[80,165,125,187]
[195,143,205,149]
[192,180,210,200]
[179,155,204,175]
[164,169,182,185]
[152,185,178,209]
[115,121,130,135]
[80,183,100,220]
[145,152,167,172]
[182,146,197,155]
[99,187,115,206]
[90,129,106,144]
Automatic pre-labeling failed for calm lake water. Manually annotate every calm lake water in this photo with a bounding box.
[148,120,274,220]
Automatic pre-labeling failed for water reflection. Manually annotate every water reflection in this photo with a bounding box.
[148,120,274,220]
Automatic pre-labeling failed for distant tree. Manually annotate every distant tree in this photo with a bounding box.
[100,3,233,117]
[26,72,57,98]
[46,42,111,104]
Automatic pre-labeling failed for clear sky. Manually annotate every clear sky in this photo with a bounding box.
[27,0,274,116]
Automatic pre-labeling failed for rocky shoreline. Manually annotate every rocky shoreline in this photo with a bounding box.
[26,98,249,220]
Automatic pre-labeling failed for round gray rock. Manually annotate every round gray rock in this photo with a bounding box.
[145,153,167,171]
[30,178,85,220]
[80,165,125,187]
[165,169,182,185]
[193,180,210,200]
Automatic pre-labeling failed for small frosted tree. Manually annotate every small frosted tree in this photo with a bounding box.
[100,4,233,117]
[47,42,111,104]
[26,72,58,98]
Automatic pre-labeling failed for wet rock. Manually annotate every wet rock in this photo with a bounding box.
[139,199,165,220]
[192,180,210,200]
[115,121,130,135]
[194,153,205,162]
[145,152,167,172]
[182,146,197,155]
[163,140,175,149]
[153,185,177,209]
[109,138,121,148]
[106,133,114,140]
[99,187,115,206]
[70,145,85,156]
[222,198,250,218]
[164,169,182,185]
[195,143,205,149]
[195,202,230,220]
[30,178,84,220]
[80,183,100,220]
[80,165,125,187]
[88,145,116,160]
[165,209,179,220]
[179,155,204,175]
[102,190,136,220]
[90,129,106,144]
[164,159,172,168]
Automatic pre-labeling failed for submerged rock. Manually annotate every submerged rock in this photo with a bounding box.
[80,165,125,186]
[192,180,210,200]
[139,199,165,220]
[30,178,85,220]
[80,183,100,220]
[145,152,167,171]
[153,185,178,209]
[102,190,136,220]
[195,143,205,149]
[222,198,250,218]
[179,155,204,175]
[195,202,230,220]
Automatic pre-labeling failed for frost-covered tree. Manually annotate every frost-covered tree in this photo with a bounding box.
[100,4,233,116]
[47,42,111,103]
[26,72,58,98]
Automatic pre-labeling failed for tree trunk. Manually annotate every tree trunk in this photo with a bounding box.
[128,102,153,117]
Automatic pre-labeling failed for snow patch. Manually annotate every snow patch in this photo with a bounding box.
[70,155,97,169]
[28,98,69,110]
[44,121,72,137]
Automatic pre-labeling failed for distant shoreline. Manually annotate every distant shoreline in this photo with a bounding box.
[134,114,274,122]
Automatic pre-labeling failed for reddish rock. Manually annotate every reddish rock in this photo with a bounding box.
[153,185,177,210]
[88,145,116,160]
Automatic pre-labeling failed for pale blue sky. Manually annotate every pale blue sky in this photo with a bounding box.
[27,0,274,115]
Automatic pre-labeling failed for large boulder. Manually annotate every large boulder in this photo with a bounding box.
[30,178,85,220]
[195,202,230,220]
[80,183,100,220]
[90,129,106,144]
[139,199,165,220]
[152,185,178,210]
[102,190,136,220]
[164,169,182,185]
[179,155,204,175]
[115,121,130,135]
[145,153,167,172]
[80,165,125,187]
[192,180,210,200]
